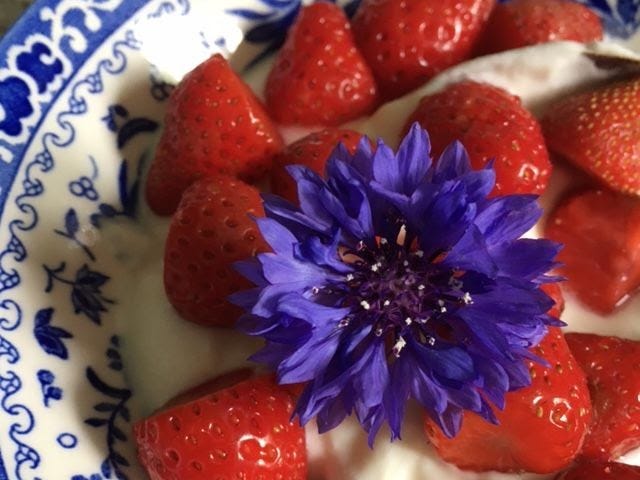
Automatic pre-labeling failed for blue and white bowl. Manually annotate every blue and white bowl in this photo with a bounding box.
[0,1,639,478]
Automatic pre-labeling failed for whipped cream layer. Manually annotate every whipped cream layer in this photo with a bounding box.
[101,41,640,480]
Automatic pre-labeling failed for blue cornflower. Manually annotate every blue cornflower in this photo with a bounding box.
[232,123,562,445]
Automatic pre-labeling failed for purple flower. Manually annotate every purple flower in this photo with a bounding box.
[232,123,562,444]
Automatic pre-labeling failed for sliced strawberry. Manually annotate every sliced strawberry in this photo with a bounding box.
[134,374,307,479]
[476,0,603,55]
[542,77,640,197]
[556,461,640,479]
[565,333,640,461]
[425,327,591,473]
[145,54,283,215]
[352,0,495,100]
[271,128,366,203]
[265,3,378,126]
[545,189,640,314]
[404,80,552,196]
[163,176,268,327]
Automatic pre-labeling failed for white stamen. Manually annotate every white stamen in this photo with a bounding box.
[371,262,382,272]
[346,273,355,281]
[437,300,447,313]
[383,299,391,307]
[418,317,429,324]
[403,260,409,267]
[392,336,407,357]
[312,287,320,295]
[375,327,384,337]
[339,318,350,327]
[360,300,371,310]
[380,238,388,245]
[440,306,447,313]
[427,336,436,346]
[405,317,412,325]
[418,284,426,291]
[462,292,473,305]
[414,250,424,258]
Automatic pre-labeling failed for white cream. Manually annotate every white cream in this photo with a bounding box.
[104,41,640,479]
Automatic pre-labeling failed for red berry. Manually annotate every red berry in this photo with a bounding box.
[134,374,307,480]
[270,128,366,203]
[556,461,640,480]
[351,0,495,100]
[541,282,565,319]
[425,327,591,473]
[163,177,268,327]
[145,54,283,215]
[542,77,640,196]
[565,333,640,461]
[545,189,640,314]
[477,0,603,55]
[265,3,378,126]
[405,80,552,196]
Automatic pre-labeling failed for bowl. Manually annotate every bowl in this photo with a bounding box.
[0,0,639,478]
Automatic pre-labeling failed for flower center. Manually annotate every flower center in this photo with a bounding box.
[327,238,474,357]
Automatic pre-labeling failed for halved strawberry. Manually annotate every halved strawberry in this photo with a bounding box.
[404,80,552,196]
[265,3,378,126]
[476,0,603,55]
[542,77,640,197]
[565,333,640,461]
[270,128,366,203]
[163,176,268,327]
[545,189,640,314]
[556,461,640,479]
[145,54,283,215]
[425,327,591,473]
[134,374,307,479]
[352,0,495,100]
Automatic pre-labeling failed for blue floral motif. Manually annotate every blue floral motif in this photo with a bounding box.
[0,77,33,136]
[75,336,132,480]
[37,369,63,407]
[101,105,158,149]
[70,176,100,202]
[0,1,194,477]
[33,308,73,359]
[44,263,113,325]
[16,42,64,94]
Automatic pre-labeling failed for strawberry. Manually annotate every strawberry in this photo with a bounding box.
[424,327,591,473]
[404,80,552,196]
[545,189,640,314]
[541,282,565,319]
[145,54,283,215]
[542,77,640,196]
[565,333,640,461]
[163,176,268,327]
[271,128,366,203]
[476,0,603,55]
[265,3,378,126]
[556,461,640,479]
[351,0,495,100]
[134,373,307,480]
